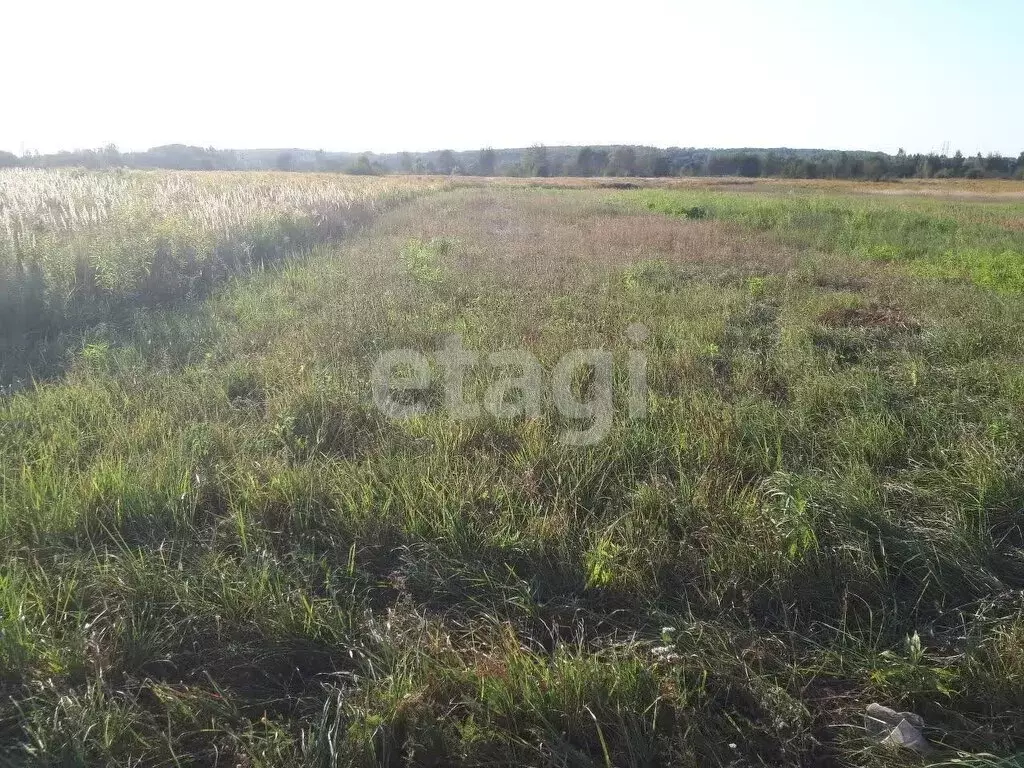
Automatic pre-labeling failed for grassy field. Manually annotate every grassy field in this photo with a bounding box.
[3,172,1024,766]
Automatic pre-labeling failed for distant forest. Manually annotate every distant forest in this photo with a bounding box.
[2,144,1023,180]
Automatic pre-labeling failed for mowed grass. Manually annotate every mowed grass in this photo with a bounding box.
[2,182,1024,766]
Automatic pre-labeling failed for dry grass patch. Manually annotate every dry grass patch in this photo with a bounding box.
[464,174,1024,201]
[381,188,799,289]
[818,303,921,333]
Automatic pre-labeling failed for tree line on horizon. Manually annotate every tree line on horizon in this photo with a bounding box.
[3,143,1023,180]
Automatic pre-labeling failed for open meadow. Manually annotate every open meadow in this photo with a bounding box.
[3,170,1024,766]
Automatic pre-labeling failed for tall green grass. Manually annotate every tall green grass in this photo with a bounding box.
[631,188,1024,292]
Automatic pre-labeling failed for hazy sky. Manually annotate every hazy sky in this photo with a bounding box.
[3,0,1021,156]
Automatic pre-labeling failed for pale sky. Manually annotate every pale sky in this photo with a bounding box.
[3,0,1021,157]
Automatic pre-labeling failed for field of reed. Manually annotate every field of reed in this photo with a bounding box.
[0,169,441,379]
